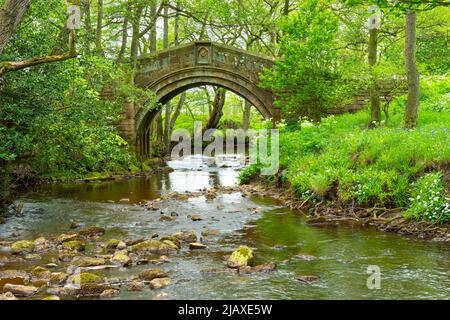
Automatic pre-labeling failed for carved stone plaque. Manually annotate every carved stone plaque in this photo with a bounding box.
[196,46,211,65]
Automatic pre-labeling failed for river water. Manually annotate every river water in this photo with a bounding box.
[0,155,449,300]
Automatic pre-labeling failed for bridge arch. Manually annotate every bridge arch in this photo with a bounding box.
[128,41,277,158]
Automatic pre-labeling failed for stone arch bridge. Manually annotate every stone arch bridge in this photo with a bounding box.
[115,41,278,158]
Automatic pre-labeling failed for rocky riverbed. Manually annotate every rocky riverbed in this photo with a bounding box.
[1,156,449,300]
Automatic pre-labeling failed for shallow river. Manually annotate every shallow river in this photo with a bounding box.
[1,156,449,300]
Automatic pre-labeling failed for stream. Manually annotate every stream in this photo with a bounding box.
[0,155,449,300]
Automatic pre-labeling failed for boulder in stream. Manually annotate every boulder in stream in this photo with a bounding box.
[78,226,106,237]
[227,246,254,268]
[173,231,197,243]
[149,277,171,290]
[61,240,86,252]
[3,284,38,297]
[71,256,106,267]
[138,269,168,281]
[189,243,207,250]
[131,240,177,255]
[111,251,132,267]
[11,240,35,254]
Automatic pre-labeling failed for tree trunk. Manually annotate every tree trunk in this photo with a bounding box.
[95,0,104,55]
[368,28,381,128]
[206,88,226,130]
[243,100,251,131]
[0,0,32,54]
[130,3,143,68]
[404,10,420,129]
[83,0,94,53]
[118,1,130,62]
[149,0,157,53]
[283,0,290,16]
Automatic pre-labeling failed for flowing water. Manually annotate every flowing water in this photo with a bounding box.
[0,155,449,300]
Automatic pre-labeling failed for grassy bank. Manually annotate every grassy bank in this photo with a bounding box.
[240,104,450,224]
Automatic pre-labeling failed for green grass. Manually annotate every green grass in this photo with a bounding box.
[240,102,450,224]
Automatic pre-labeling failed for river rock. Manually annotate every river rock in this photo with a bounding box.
[70,220,84,229]
[131,240,177,255]
[100,289,119,298]
[75,283,112,297]
[11,240,35,254]
[201,229,220,237]
[34,237,51,253]
[31,267,51,286]
[189,215,203,221]
[189,243,207,250]
[227,246,254,268]
[173,231,197,243]
[297,275,320,283]
[58,251,77,262]
[239,262,277,274]
[201,268,238,275]
[3,284,38,297]
[0,292,18,300]
[149,277,171,290]
[71,256,106,267]
[62,240,86,252]
[106,239,120,249]
[127,280,144,292]
[296,254,317,261]
[69,272,101,286]
[50,272,68,285]
[159,215,176,222]
[160,236,181,249]
[116,241,127,250]
[24,253,42,261]
[0,270,30,289]
[138,269,168,281]
[111,251,131,267]
[78,226,106,237]
[56,234,78,244]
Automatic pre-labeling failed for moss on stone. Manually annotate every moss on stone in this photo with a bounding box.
[227,246,254,268]
[61,240,86,252]
[11,240,35,254]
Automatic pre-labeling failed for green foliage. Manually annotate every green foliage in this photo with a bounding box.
[249,107,450,223]
[261,0,356,121]
[405,173,450,224]
[239,164,261,185]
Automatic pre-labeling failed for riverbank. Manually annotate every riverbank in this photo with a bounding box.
[238,108,450,241]
[232,181,450,242]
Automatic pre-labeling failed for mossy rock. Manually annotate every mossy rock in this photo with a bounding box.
[111,251,131,266]
[31,266,50,277]
[131,240,176,255]
[70,272,101,286]
[56,234,78,244]
[227,246,254,268]
[106,239,120,249]
[138,269,168,281]
[50,272,68,285]
[11,240,35,254]
[78,226,106,237]
[162,240,179,251]
[160,236,181,249]
[61,240,86,252]
[173,231,197,243]
[71,256,106,267]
